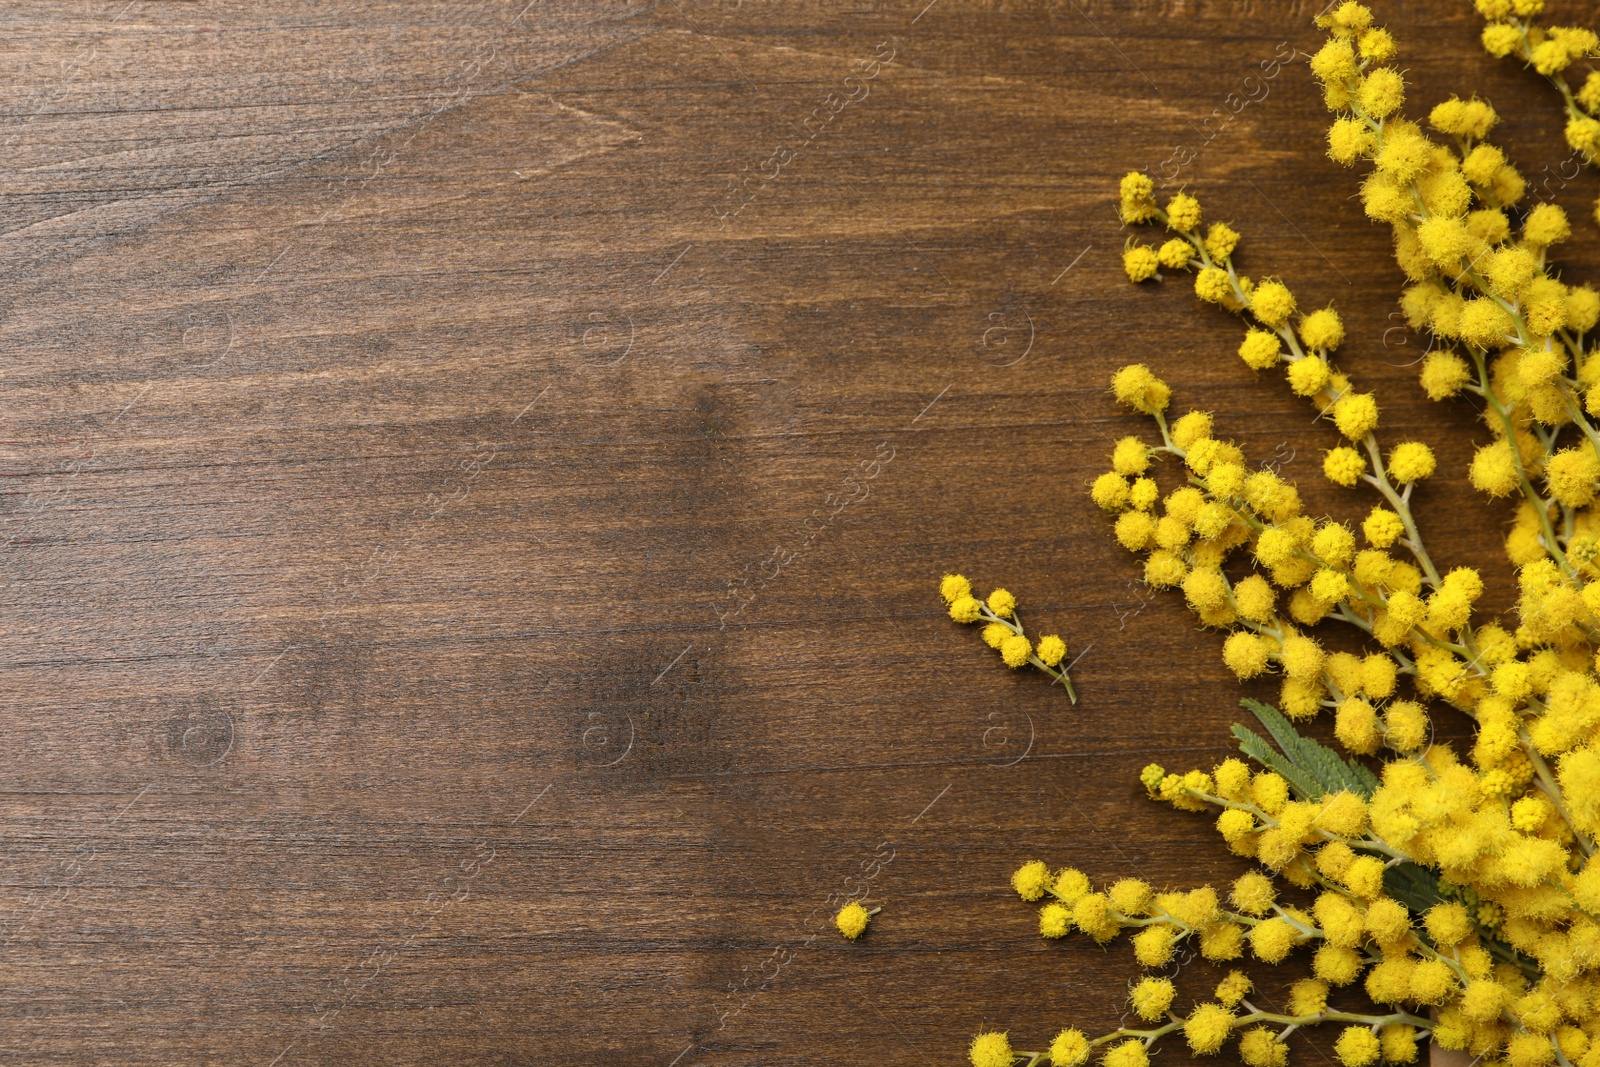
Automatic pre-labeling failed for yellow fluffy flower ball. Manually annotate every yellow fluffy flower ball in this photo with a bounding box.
[1419,350,1471,400]
[940,573,971,604]
[1300,308,1345,352]
[1238,329,1282,370]
[1230,871,1276,915]
[1111,436,1149,475]
[1287,355,1332,396]
[1387,441,1436,483]
[1129,977,1174,1021]
[1119,171,1157,223]
[1327,117,1373,164]
[1335,1025,1381,1067]
[1222,632,1274,679]
[1324,446,1367,487]
[1333,392,1380,439]
[949,595,983,624]
[835,900,871,939]
[1469,440,1520,497]
[1249,917,1298,962]
[1524,202,1571,247]
[1111,364,1172,415]
[1311,37,1358,83]
[1358,68,1405,117]
[1380,1026,1418,1065]
[1011,860,1050,901]
[1039,902,1071,938]
[1252,280,1296,327]
[1546,447,1600,508]
[1166,193,1202,231]
[1157,238,1193,269]
[1091,472,1129,511]
[1123,244,1159,282]
[969,1032,1013,1067]
[1103,1039,1149,1067]
[1240,1028,1289,1067]
[1214,970,1252,1007]
[1037,634,1067,667]
[1183,1003,1235,1055]
[1233,575,1275,622]
[1195,266,1234,304]
[1049,1029,1090,1067]
[1000,634,1032,668]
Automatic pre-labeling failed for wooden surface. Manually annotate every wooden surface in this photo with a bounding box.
[2,1,1594,1063]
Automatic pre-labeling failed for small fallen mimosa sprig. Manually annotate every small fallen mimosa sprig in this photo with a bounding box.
[940,573,1078,703]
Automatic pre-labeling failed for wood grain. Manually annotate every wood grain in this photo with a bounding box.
[0,0,1591,1063]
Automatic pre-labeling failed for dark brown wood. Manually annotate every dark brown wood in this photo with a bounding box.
[0,0,1590,1062]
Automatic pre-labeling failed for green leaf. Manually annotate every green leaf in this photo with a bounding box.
[1233,702,1450,934]
[1239,699,1380,800]
[1231,724,1321,800]
[1383,861,1445,914]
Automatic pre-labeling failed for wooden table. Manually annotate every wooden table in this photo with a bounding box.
[1,1,1588,1062]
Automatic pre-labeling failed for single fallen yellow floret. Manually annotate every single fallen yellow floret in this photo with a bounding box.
[834,900,870,939]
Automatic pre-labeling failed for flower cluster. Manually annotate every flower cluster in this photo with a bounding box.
[968,3,1600,1065]
[941,573,1078,702]
[976,835,1443,1067]
[1472,0,1600,201]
